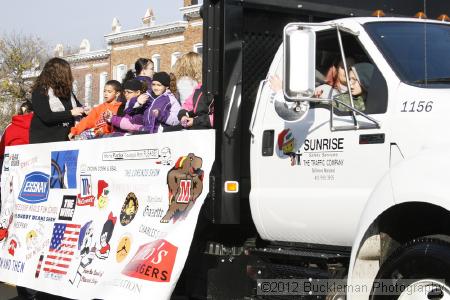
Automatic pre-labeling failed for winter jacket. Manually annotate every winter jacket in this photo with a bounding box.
[141,92,172,133]
[110,91,174,134]
[123,75,153,116]
[70,101,121,137]
[124,90,180,127]
[334,93,365,112]
[166,91,181,126]
[0,113,33,159]
[29,88,82,143]
[178,85,214,129]
[136,75,152,93]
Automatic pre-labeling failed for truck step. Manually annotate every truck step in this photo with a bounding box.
[249,246,350,264]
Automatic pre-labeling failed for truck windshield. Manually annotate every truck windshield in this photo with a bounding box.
[364,22,450,88]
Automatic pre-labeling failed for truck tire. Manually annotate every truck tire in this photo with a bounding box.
[370,238,450,300]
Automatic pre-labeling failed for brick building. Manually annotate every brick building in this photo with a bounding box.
[62,0,202,106]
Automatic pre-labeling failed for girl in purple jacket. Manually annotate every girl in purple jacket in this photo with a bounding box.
[107,72,179,134]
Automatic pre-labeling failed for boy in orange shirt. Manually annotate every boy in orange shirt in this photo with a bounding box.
[69,80,122,140]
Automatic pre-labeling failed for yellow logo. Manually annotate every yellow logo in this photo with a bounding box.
[116,235,132,263]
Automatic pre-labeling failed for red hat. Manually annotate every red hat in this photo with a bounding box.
[97,180,109,199]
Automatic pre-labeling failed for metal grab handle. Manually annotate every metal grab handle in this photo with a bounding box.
[224,85,237,133]
[249,79,267,136]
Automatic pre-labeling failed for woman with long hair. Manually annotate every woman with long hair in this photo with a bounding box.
[122,57,154,93]
[173,51,202,105]
[29,57,84,143]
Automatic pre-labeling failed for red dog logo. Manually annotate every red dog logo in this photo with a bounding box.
[8,239,17,256]
[160,153,204,223]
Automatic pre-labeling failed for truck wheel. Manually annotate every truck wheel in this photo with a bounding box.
[370,238,450,300]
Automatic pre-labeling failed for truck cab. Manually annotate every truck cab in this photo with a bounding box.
[187,0,450,298]
[251,17,450,246]
[248,17,450,299]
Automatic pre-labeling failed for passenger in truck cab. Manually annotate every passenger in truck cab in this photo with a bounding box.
[334,62,374,112]
[314,57,355,99]
[268,61,373,113]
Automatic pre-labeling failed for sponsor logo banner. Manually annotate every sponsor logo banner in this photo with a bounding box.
[50,150,79,189]
[77,175,95,206]
[122,239,177,282]
[102,149,159,161]
[59,196,77,221]
[0,131,215,300]
[18,172,50,204]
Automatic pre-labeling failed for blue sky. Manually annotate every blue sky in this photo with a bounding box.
[0,0,201,51]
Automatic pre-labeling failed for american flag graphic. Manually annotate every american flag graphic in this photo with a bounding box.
[43,223,80,275]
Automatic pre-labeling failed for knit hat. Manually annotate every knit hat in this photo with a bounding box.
[351,63,375,91]
[152,72,170,87]
[123,79,143,91]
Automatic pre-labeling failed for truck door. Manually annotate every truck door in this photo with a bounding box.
[250,27,391,246]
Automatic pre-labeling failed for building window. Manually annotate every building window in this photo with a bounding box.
[99,72,108,105]
[152,54,161,72]
[115,64,127,82]
[171,52,182,68]
[193,43,203,55]
[84,74,93,104]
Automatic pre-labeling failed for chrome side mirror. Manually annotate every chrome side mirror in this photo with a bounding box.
[283,24,316,101]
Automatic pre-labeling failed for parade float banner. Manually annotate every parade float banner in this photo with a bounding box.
[0,130,215,300]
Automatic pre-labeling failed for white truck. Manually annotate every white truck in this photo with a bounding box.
[0,0,450,300]
[252,16,450,299]
[175,0,450,299]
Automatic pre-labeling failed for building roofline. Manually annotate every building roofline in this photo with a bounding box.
[179,4,202,19]
[104,21,188,44]
[65,49,111,63]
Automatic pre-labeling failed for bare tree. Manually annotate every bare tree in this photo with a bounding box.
[0,32,49,130]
